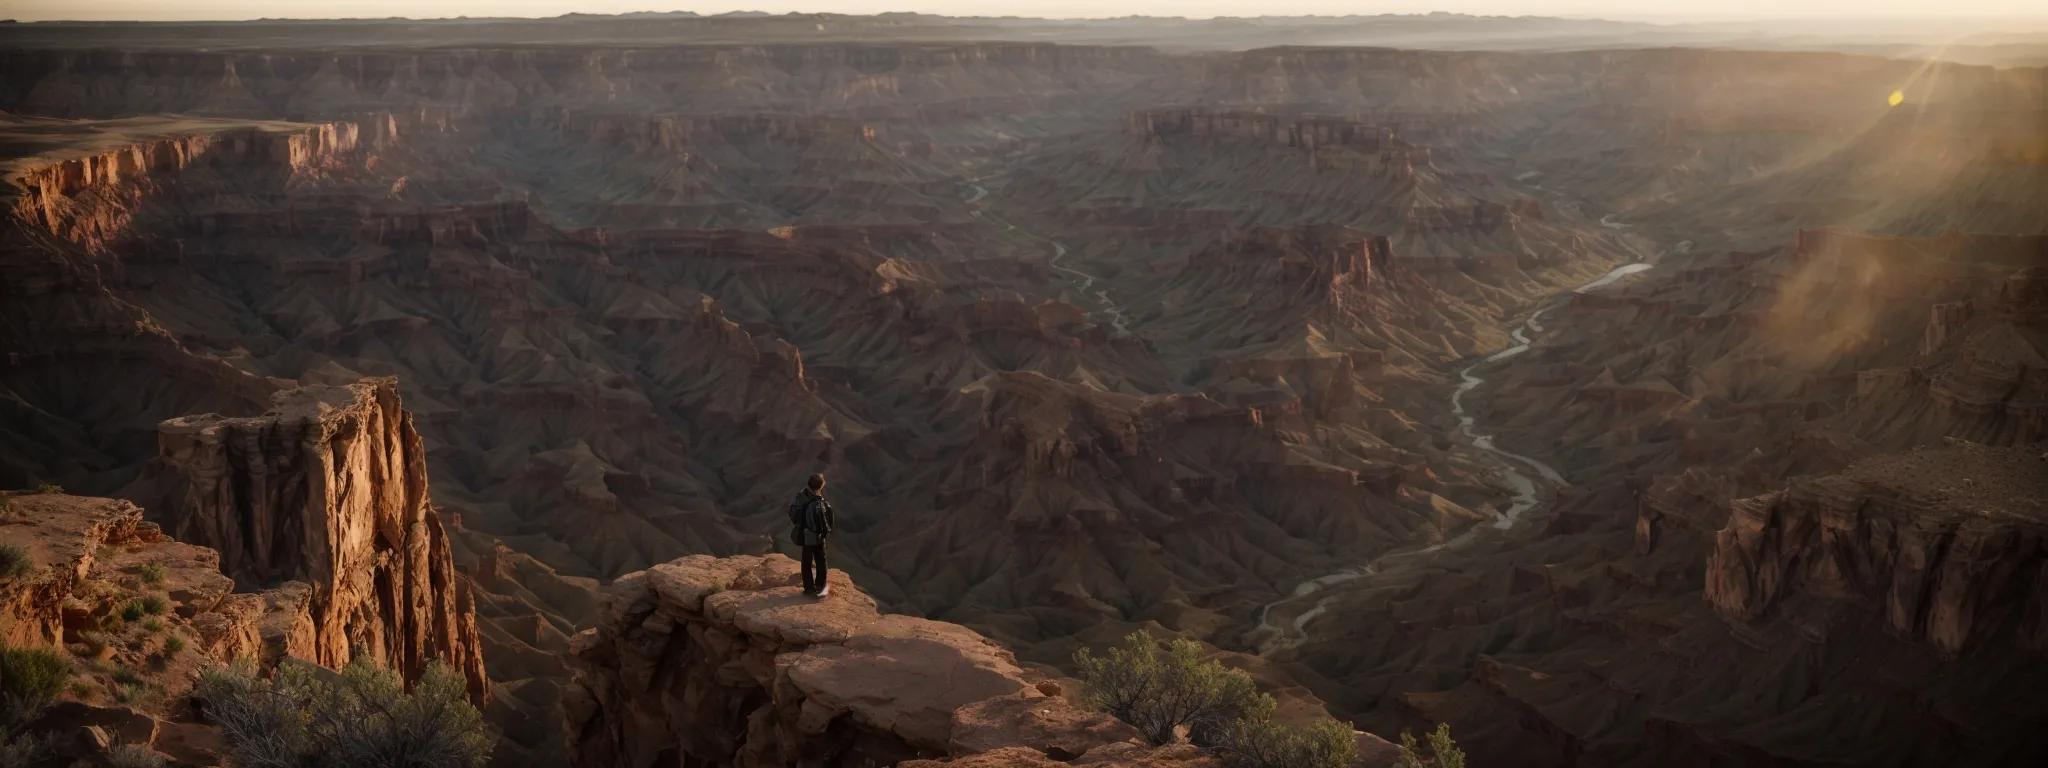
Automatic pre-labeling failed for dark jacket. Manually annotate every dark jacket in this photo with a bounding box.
[790,490,834,547]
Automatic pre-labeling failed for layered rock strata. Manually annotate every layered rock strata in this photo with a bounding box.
[147,377,488,704]
[1707,441,2048,653]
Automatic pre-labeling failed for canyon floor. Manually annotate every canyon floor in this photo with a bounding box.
[2,11,2046,768]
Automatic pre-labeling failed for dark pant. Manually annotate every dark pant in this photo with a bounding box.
[801,544,828,592]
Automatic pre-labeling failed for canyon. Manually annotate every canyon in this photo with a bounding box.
[1,10,2045,768]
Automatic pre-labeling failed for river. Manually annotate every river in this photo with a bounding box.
[964,171,1653,654]
[965,180,1129,333]
[1250,254,1659,653]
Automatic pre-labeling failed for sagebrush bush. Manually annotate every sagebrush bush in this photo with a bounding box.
[141,617,165,634]
[36,484,62,495]
[0,645,69,715]
[0,731,50,767]
[140,596,168,615]
[1074,631,1273,746]
[199,657,491,768]
[164,635,187,656]
[138,562,167,585]
[121,600,147,622]
[107,743,168,768]
[1076,632,1371,767]
[1395,723,1468,768]
[0,544,34,581]
[112,666,145,688]
[1,644,70,746]
[1217,718,1357,768]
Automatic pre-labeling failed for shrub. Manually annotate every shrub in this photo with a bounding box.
[163,635,186,656]
[121,597,166,622]
[138,562,166,585]
[198,657,492,768]
[0,544,32,581]
[1217,718,1357,768]
[0,731,50,767]
[141,617,165,634]
[1395,723,1467,768]
[111,666,145,688]
[1,645,70,726]
[107,743,169,768]
[36,484,61,495]
[1074,631,1272,746]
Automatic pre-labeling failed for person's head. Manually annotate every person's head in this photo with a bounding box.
[807,473,826,493]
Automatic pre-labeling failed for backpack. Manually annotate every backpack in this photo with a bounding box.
[788,496,809,546]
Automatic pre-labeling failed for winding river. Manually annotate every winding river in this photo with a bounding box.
[964,172,1658,655]
[966,180,1129,332]
[1250,252,1660,653]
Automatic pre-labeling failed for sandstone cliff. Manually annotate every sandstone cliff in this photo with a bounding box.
[564,553,1214,767]
[1706,441,2048,654]
[145,377,489,704]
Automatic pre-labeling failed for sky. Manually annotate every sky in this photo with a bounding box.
[7,1,2046,23]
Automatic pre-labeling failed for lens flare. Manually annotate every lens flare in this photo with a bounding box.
[1888,90,1905,106]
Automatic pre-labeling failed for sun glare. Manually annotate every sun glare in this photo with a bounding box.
[1888,89,1906,106]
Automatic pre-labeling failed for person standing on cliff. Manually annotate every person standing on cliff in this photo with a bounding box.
[789,474,835,598]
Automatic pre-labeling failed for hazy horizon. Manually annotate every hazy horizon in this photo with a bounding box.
[9,1,2048,24]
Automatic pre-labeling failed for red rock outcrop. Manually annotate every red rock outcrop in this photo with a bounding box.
[8,117,375,251]
[0,493,314,664]
[563,554,1173,767]
[145,377,489,704]
[0,492,323,763]
[1706,441,2048,653]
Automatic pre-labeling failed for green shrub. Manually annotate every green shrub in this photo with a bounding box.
[120,597,166,622]
[1395,723,1467,768]
[138,562,167,585]
[0,644,70,726]
[1217,718,1357,768]
[141,617,165,634]
[111,666,145,688]
[1074,631,1272,746]
[0,544,32,581]
[163,635,187,656]
[36,484,61,495]
[107,743,169,768]
[198,657,492,768]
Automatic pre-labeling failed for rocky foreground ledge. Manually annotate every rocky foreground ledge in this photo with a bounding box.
[564,553,1264,767]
